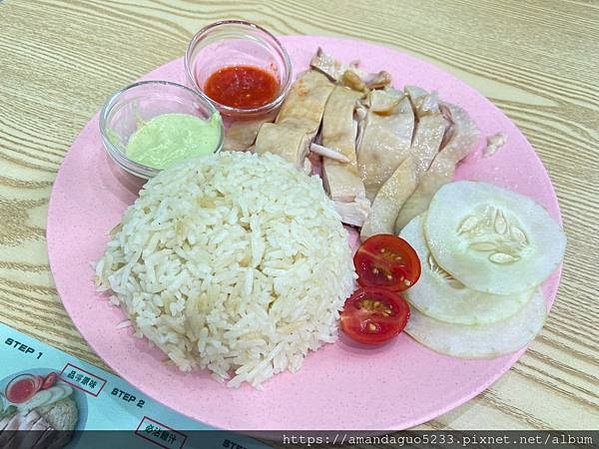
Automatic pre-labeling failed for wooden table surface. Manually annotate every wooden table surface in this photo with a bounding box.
[1,0,598,433]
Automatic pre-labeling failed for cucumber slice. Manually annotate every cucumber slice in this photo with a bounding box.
[400,216,531,324]
[405,288,547,358]
[16,389,52,412]
[49,383,72,403]
[424,181,566,295]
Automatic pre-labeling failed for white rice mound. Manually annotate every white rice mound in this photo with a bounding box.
[95,152,356,388]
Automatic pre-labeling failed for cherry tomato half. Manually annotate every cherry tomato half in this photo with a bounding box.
[354,234,421,291]
[41,372,58,390]
[340,287,410,345]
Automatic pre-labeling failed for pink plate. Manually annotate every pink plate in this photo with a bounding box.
[47,36,562,430]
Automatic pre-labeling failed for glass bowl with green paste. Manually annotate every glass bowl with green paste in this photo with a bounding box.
[100,80,224,179]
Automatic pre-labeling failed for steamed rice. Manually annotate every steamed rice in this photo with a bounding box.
[95,152,355,388]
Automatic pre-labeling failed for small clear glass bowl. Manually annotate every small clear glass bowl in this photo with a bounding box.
[185,20,292,118]
[99,80,224,179]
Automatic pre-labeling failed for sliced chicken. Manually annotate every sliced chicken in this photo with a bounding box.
[310,47,347,81]
[404,88,445,175]
[0,411,41,449]
[360,154,419,238]
[322,156,365,203]
[0,414,14,432]
[0,411,21,434]
[0,415,17,449]
[355,102,368,149]
[322,86,364,167]
[331,194,371,226]
[341,70,389,92]
[358,70,392,90]
[18,411,46,432]
[366,88,403,113]
[254,70,335,168]
[357,88,414,199]
[310,48,392,91]
[395,103,480,230]
[439,103,455,149]
[254,122,313,172]
[10,411,49,449]
[32,430,57,449]
[321,86,371,226]
[361,89,446,239]
[46,432,74,449]
[0,408,75,449]
[322,164,371,226]
[223,111,277,151]
[404,85,429,106]
[275,70,336,132]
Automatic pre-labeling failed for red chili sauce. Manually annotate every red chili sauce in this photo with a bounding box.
[6,377,37,403]
[204,65,279,109]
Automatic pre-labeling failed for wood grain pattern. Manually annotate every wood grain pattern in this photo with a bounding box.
[0,0,598,435]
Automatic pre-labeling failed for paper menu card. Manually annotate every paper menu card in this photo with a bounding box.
[0,322,272,449]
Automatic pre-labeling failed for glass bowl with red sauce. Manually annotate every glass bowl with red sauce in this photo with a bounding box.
[185,20,292,118]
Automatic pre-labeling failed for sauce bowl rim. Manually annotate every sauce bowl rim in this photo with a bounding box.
[99,79,224,180]
[184,19,293,116]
